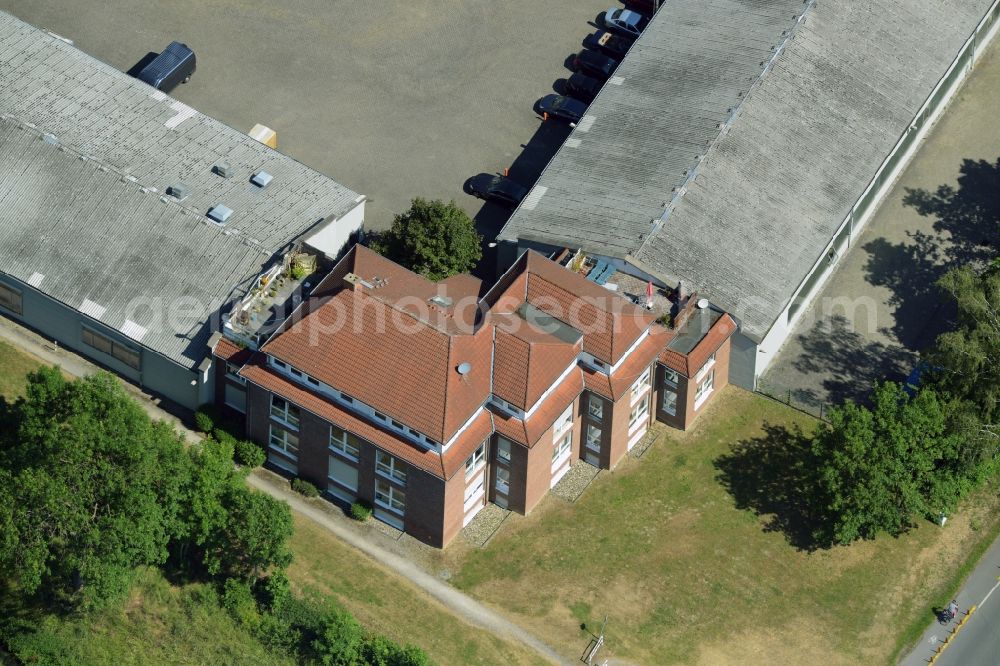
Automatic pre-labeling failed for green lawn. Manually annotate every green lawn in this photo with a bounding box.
[448,387,1000,665]
[0,340,46,400]
[0,568,292,666]
[288,516,549,666]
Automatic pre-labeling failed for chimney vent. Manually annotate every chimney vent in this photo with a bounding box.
[212,162,232,178]
[167,183,191,200]
[250,171,273,188]
[207,204,233,225]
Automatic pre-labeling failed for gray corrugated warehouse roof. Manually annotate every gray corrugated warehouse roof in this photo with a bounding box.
[498,0,993,341]
[0,12,364,369]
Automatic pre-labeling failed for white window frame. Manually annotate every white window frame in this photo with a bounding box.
[695,352,716,382]
[495,466,510,495]
[497,437,512,464]
[269,395,300,430]
[327,455,358,492]
[588,394,603,421]
[552,432,572,472]
[663,368,680,387]
[374,478,405,514]
[586,424,601,452]
[553,404,574,440]
[628,393,650,434]
[694,369,715,410]
[661,388,678,416]
[268,424,298,459]
[631,367,652,405]
[375,450,407,485]
[465,441,487,480]
[464,470,486,513]
[329,425,359,461]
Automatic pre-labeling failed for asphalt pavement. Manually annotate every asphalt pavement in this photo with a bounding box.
[900,533,1000,666]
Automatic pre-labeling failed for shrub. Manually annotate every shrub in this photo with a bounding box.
[221,578,261,630]
[350,501,372,522]
[194,408,215,433]
[234,439,266,468]
[291,478,319,498]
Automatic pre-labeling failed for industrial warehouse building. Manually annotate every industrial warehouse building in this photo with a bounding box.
[0,12,366,410]
[497,0,1000,389]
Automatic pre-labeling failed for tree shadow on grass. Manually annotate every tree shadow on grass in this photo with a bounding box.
[714,422,832,551]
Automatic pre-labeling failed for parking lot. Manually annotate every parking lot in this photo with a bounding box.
[0,0,612,235]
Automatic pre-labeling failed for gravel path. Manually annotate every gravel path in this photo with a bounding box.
[247,473,568,665]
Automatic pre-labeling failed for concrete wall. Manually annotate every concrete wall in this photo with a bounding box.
[304,200,365,260]
[0,273,201,410]
[727,331,757,390]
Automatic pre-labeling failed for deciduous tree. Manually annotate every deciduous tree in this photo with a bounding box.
[371,197,482,279]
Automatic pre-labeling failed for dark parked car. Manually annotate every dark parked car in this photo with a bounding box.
[464,173,528,207]
[604,8,648,38]
[565,72,603,103]
[136,41,196,92]
[584,30,632,60]
[537,94,588,123]
[573,49,617,80]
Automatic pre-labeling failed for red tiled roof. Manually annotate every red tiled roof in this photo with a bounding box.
[581,325,672,401]
[490,368,583,447]
[214,336,252,364]
[490,312,581,411]
[241,360,448,477]
[438,273,484,303]
[521,252,654,365]
[243,360,491,481]
[441,410,495,480]
[483,251,655,366]
[262,246,493,444]
[659,313,736,376]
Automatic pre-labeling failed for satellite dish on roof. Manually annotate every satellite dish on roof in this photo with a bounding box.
[697,298,709,309]
[457,362,472,375]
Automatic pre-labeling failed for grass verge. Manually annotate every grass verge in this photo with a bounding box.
[0,568,291,665]
[287,515,549,666]
[0,340,46,400]
[446,387,1000,665]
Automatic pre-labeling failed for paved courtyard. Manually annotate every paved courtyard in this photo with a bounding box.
[762,37,1000,408]
[0,0,609,234]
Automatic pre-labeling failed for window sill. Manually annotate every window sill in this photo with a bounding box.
[327,476,358,493]
[328,446,359,463]
[465,462,486,482]
[374,498,404,516]
[376,469,407,486]
[628,415,648,436]
[268,445,298,461]
[464,488,485,513]
[495,483,509,495]
[695,359,716,383]
[694,388,714,411]
[551,452,571,474]
[630,386,651,406]
[270,416,300,432]
[553,424,573,442]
